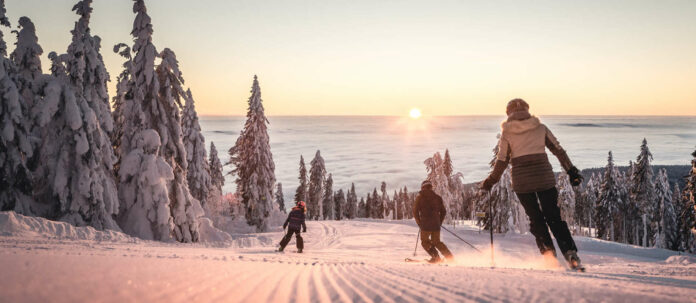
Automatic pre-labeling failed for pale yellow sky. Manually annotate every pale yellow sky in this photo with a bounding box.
[5,0,696,116]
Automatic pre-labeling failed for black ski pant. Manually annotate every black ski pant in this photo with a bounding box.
[420,230,453,259]
[516,187,577,256]
[279,228,303,251]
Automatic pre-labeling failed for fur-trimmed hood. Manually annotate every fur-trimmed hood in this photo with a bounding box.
[501,116,542,135]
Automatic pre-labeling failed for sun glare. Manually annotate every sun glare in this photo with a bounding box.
[409,108,422,119]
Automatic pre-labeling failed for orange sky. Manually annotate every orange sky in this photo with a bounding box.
[5,0,696,116]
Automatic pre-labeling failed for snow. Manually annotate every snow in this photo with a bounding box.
[2,211,694,302]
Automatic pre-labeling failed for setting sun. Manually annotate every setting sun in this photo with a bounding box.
[409,108,422,119]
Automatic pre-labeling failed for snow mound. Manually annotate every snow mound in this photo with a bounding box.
[197,218,233,243]
[0,211,135,242]
[665,255,696,265]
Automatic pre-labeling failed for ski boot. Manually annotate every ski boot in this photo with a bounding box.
[297,248,303,253]
[278,246,284,252]
[564,250,585,272]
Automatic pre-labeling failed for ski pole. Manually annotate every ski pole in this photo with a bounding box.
[441,226,482,253]
[413,230,420,257]
[488,191,495,267]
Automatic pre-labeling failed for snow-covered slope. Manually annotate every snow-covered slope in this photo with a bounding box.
[1,212,694,302]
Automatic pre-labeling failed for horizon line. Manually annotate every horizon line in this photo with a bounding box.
[199,114,696,118]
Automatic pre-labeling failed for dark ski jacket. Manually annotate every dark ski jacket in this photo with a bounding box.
[284,207,307,231]
[413,189,446,232]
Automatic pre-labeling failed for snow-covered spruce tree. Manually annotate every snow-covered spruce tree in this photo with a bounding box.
[596,151,622,241]
[380,181,388,219]
[182,89,211,208]
[0,4,34,214]
[32,0,120,230]
[207,141,225,210]
[357,197,366,218]
[334,189,344,220]
[307,150,325,220]
[394,190,401,219]
[654,168,676,249]
[11,16,43,119]
[153,51,204,241]
[679,149,696,252]
[477,140,525,233]
[629,139,657,246]
[402,186,412,219]
[116,0,203,241]
[557,170,576,231]
[370,188,380,218]
[275,183,285,213]
[30,51,119,228]
[118,129,175,240]
[110,43,132,161]
[228,75,276,232]
[294,155,307,203]
[345,183,357,219]
[322,173,334,220]
[577,173,600,236]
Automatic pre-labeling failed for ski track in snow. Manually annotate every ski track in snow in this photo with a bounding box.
[1,215,695,303]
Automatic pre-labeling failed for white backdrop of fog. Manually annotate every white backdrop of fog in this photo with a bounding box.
[201,116,695,202]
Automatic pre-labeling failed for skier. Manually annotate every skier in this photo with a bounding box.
[414,180,454,263]
[279,201,307,253]
[480,98,585,271]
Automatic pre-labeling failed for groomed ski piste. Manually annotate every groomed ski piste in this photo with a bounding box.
[1,211,694,303]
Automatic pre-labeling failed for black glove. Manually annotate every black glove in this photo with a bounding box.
[480,178,494,191]
[568,166,583,186]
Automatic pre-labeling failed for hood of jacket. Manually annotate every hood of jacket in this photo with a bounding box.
[501,116,542,135]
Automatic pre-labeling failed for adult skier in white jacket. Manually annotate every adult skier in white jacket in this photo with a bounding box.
[481,99,585,271]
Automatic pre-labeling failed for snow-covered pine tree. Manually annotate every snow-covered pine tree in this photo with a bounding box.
[307,150,325,220]
[275,183,285,213]
[477,139,524,233]
[153,49,204,241]
[110,43,132,162]
[371,188,380,218]
[28,0,120,230]
[0,2,34,214]
[345,183,357,219]
[228,75,276,232]
[596,151,622,241]
[579,173,600,236]
[394,190,401,219]
[334,189,345,220]
[557,170,576,230]
[207,141,225,209]
[678,149,696,252]
[182,89,211,208]
[118,129,175,240]
[65,0,114,140]
[654,168,676,249]
[403,186,413,219]
[630,139,657,246]
[116,0,204,241]
[380,181,388,219]
[358,197,366,218]
[11,16,43,118]
[322,173,334,220]
[294,155,307,203]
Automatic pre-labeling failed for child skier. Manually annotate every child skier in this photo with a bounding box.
[480,98,584,271]
[414,180,454,263]
[279,201,307,253]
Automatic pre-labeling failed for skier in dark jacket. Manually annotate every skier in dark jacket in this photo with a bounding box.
[414,180,454,263]
[279,201,307,253]
[480,98,584,270]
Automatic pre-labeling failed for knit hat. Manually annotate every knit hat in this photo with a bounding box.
[506,98,530,116]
